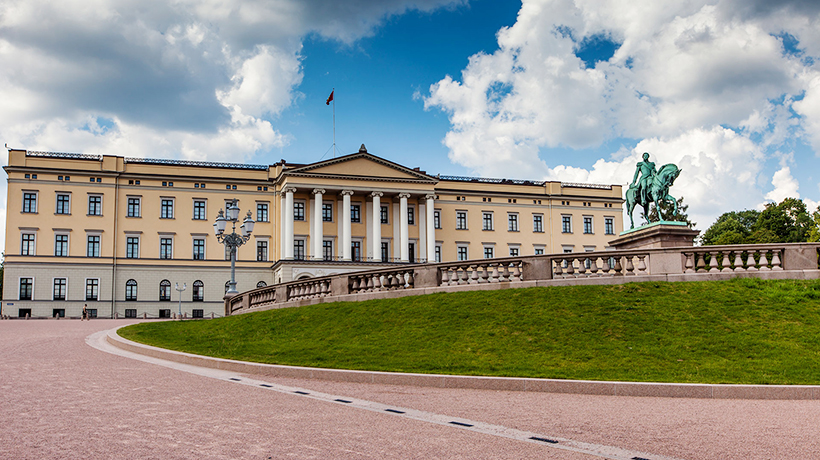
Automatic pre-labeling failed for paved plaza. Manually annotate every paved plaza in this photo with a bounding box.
[1,319,818,459]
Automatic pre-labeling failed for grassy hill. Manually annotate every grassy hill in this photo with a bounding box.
[118,278,820,385]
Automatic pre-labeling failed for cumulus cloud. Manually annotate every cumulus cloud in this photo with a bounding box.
[0,0,462,157]
[425,0,820,229]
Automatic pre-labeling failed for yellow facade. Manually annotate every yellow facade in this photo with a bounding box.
[2,146,623,318]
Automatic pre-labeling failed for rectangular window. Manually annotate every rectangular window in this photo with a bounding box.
[583,216,593,234]
[193,239,205,260]
[605,217,615,235]
[192,309,204,318]
[19,278,33,300]
[160,238,173,259]
[126,237,139,258]
[56,194,70,214]
[53,278,67,301]
[21,233,35,255]
[293,202,305,221]
[350,204,361,223]
[257,203,269,222]
[127,197,141,217]
[434,210,441,229]
[351,241,361,261]
[23,192,37,213]
[508,213,519,232]
[435,245,441,263]
[380,205,388,224]
[323,240,333,261]
[293,240,305,260]
[323,203,333,222]
[562,215,572,233]
[160,199,174,219]
[483,212,493,231]
[380,242,389,262]
[457,246,468,261]
[257,240,268,262]
[509,247,520,257]
[88,195,102,216]
[533,214,544,233]
[125,309,137,318]
[456,211,467,230]
[484,246,494,259]
[408,207,415,225]
[86,279,99,301]
[55,234,69,257]
[193,200,206,220]
[87,235,100,257]
[535,248,545,255]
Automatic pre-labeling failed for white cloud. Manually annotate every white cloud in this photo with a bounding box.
[425,0,820,230]
[764,166,801,203]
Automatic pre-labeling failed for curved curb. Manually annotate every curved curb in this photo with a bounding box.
[107,326,820,400]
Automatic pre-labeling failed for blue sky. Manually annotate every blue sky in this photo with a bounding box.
[2,0,820,252]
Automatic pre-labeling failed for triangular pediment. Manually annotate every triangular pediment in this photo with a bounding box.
[284,149,437,183]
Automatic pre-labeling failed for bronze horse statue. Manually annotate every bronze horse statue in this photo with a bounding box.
[625,163,681,229]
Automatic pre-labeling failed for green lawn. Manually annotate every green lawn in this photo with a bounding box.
[118,278,820,385]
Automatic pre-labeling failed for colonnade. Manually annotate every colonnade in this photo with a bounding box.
[280,188,435,263]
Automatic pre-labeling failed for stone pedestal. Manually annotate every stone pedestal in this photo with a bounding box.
[609,221,700,250]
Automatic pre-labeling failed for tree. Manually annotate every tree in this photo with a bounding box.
[646,197,695,228]
[751,197,813,243]
[700,210,760,245]
[701,198,816,245]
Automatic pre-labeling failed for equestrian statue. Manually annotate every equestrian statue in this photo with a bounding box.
[625,152,681,229]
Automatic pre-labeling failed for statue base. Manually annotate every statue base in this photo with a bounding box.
[609,221,700,250]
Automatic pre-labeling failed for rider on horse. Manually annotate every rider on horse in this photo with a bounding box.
[631,152,656,207]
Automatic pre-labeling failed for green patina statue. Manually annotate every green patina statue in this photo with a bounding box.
[625,152,681,229]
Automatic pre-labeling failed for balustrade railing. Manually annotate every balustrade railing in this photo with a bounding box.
[552,253,648,278]
[225,243,820,316]
[683,247,783,273]
[350,268,415,293]
[438,260,523,285]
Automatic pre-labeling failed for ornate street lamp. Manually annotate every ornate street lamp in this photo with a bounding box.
[214,199,255,296]
[175,282,186,318]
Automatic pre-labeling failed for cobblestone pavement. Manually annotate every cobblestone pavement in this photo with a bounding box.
[2,319,819,459]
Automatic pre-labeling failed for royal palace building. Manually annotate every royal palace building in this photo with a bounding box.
[2,145,623,318]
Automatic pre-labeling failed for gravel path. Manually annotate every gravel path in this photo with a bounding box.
[2,319,818,459]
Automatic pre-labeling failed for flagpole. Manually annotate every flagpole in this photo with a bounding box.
[332,88,336,158]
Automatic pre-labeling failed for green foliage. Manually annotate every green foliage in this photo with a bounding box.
[702,198,818,245]
[646,196,695,227]
[701,209,760,245]
[120,279,820,385]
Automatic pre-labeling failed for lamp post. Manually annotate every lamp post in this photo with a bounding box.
[175,282,186,318]
[214,199,255,296]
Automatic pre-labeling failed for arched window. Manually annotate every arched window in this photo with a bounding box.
[192,280,204,302]
[159,280,171,301]
[256,281,267,288]
[125,279,138,301]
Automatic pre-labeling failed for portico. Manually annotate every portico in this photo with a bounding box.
[273,145,438,282]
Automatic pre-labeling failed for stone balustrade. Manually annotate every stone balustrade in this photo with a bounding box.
[226,243,820,316]
[438,259,524,285]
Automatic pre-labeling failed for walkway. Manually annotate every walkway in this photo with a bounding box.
[1,319,818,459]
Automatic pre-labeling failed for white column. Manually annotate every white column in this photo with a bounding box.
[341,190,354,261]
[371,192,383,262]
[313,189,325,260]
[425,194,436,263]
[283,187,296,259]
[398,192,410,262]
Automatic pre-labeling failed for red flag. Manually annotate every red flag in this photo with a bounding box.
[326,90,334,105]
